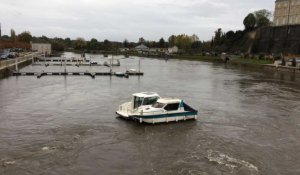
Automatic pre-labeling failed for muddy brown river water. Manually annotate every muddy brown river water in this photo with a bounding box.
[0,53,300,175]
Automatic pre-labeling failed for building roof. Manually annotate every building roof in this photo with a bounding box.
[135,44,149,50]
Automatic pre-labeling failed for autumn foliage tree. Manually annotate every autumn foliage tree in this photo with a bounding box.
[73,37,86,50]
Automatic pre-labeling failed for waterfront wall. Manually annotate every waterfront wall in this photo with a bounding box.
[253,25,300,55]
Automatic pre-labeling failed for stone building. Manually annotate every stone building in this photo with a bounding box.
[274,0,300,26]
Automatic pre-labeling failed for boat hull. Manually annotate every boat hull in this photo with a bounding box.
[117,111,198,124]
[116,111,130,118]
[140,115,197,124]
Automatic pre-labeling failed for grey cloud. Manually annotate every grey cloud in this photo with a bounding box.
[0,0,274,42]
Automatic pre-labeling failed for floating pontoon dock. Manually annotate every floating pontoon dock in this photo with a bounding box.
[32,63,120,67]
[36,57,120,67]
[12,71,143,79]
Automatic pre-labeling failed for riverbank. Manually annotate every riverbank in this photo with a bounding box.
[172,54,300,74]
[173,55,273,65]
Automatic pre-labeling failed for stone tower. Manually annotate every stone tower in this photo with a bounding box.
[274,0,300,26]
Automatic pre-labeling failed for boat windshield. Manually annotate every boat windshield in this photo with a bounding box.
[142,96,159,105]
[152,102,165,108]
[133,96,144,109]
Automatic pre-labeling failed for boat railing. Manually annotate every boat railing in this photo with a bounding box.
[120,102,132,113]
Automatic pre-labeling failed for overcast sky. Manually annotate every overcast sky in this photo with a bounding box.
[0,0,274,42]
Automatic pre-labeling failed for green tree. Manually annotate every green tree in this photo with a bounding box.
[213,28,222,46]
[210,37,214,48]
[138,37,146,44]
[17,31,32,43]
[123,39,129,47]
[103,39,111,50]
[51,41,65,51]
[73,37,86,50]
[225,31,235,40]
[254,9,272,28]
[88,38,98,50]
[243,13,256,31]
[64,38,72,48]
[191,41,202,50]
[10,29,16,42]
[1,35,10,41]
[168,35,176,47]
[158,38,165,48]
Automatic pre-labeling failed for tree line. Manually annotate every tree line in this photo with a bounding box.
[1,31,207,53]
[1,9,271,54]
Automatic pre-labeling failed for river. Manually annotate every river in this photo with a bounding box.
[0,52,300,175]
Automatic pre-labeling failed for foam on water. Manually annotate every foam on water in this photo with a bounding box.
[206,150,258,172]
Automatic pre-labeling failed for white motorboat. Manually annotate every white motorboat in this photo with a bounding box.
[116,92,198,124]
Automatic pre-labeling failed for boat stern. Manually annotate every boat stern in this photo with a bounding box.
[116,102,132,119]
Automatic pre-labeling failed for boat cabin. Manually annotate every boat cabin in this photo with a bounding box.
[132,92,160,109]
[152,98,183,111]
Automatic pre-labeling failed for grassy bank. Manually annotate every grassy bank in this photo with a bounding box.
[230,58,273,66]
[173,55,223,62]
[173,55,273,66]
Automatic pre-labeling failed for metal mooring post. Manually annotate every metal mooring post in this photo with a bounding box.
[64,57,67,73]
[32,53,34,64]
[15,58,19,72]
[138,58,141,73]
[60,56,62,66]
[110,55,113,75]
[44,52,46,67]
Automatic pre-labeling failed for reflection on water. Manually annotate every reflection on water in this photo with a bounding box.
[0,53,300,175]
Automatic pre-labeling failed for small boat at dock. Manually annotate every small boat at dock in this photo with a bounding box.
[115,72,129,78]
[116,92,198,124]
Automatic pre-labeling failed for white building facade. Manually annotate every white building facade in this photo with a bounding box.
[31,43,52,55]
